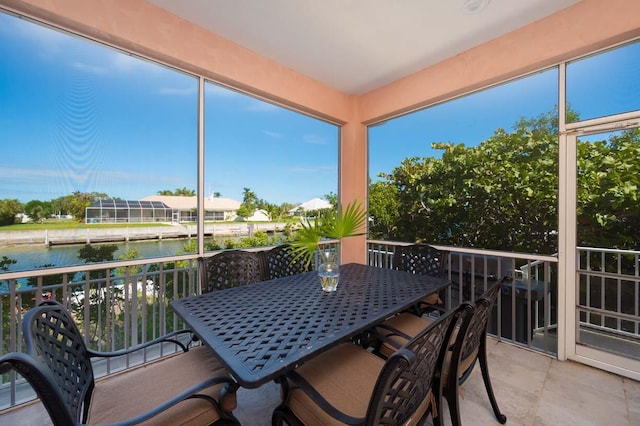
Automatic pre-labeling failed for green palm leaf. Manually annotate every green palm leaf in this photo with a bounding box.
[291,199,366,268]
[325,199,367,239]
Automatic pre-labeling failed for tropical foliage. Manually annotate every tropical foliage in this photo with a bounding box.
[368,108,640,255]
[157,187,196,196]
[291,199,367,267]
[577,129,640,250]
[56,191,109,221]
[0,199,22,225]
[23,200,51,223]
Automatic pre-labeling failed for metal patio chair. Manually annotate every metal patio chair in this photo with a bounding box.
[199,249,265,293]
[0,300,239,426]
[393,243,450,315]
[263,244,311,280]
[372,279,507,425]
[271,304,466,426]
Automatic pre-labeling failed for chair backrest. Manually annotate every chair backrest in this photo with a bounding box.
[199,250,265,293]
[0,351,80,426]
[393,244,449,278]
[263,244,310,280]
[453,279,504,379]
[21,300,95,425]
[365,304,467,425]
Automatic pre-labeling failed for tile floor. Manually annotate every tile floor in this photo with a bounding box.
[2,339,639,425]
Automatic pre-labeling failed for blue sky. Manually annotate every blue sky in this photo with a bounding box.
[1,12,638,206]
[369,69,559,180]
[0,13,338,205]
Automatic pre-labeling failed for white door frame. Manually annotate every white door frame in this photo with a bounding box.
[561,110,640,380]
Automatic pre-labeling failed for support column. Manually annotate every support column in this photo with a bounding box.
[340,119,368,265]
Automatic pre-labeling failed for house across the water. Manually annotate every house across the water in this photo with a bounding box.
[85,195,241,224]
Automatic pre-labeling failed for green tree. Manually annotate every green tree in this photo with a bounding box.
[49,196,70,217]
[577,128,640,249]
[242,187,258,206]
[324,192,338,207]
[280,202,297,216]
[115,248,142,274]
[24,200,52,223]
[237,187,259,218]
[234,231,271,248]
[375,107,640,255]
[77,244,119,264]
[380,109,561,254]
[26,265,63,294]
[0,199,22,226]
[260,203,279,221]
[368,180,399,239]
[74,244,122,347]
[0,255,17,271]
[175,187,196,196]
[235,205,252,218]
[157,188,195,196]
[205,239,223,251]
[56,192,106,222]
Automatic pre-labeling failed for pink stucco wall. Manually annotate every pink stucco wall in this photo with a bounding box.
[358,0,640,124]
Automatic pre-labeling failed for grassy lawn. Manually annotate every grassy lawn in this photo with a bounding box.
[0,220,173,232]
[0,219,298,232]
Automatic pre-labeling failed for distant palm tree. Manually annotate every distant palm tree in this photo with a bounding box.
[175,187,196,196]
[157,188,196,196]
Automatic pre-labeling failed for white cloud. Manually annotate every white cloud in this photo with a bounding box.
[110,53,142,72]
[0,167,64,180]
[245,99,279,112]
[72,61,109,75]
[109,53,163,74]
[303,134,326,145]
[1,15,67,48]
[262,130,284,139]
[0,166,177,186]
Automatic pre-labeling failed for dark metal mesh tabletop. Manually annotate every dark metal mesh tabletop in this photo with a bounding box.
[171,263,450,388]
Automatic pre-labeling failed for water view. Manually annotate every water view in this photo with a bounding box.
[0,238,195,273]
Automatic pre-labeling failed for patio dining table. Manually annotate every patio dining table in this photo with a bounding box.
[170,262,450,389]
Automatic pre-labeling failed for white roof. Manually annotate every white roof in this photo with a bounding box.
[247,209,270,222]
[290,198,332,212]
[141,195,241,211]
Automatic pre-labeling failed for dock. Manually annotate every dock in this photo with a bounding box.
[0,222,289,246]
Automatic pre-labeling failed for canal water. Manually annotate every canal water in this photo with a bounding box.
[0,238,197,273]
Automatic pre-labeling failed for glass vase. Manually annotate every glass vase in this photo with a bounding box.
[317,249,339,292]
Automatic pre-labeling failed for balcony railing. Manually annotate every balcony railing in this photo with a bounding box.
[0,243,341,410]
[3,241,639,413]
[0,254,200,409]
[368,240,559,354]
[577,246,640,360]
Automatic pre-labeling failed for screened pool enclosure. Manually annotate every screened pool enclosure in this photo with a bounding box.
[85,200,173,224]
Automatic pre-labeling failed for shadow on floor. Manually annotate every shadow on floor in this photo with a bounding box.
[2,339,639,425]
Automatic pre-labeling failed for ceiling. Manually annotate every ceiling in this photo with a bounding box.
[147,0,581,95]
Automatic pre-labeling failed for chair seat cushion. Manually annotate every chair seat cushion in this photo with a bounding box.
[421,293,442,306]
[442,338,479,385]
[379,313,433,358]
[378,313,479,385]
[88,345,236,425]
[287,343,385,426]
[431,319,478,385]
